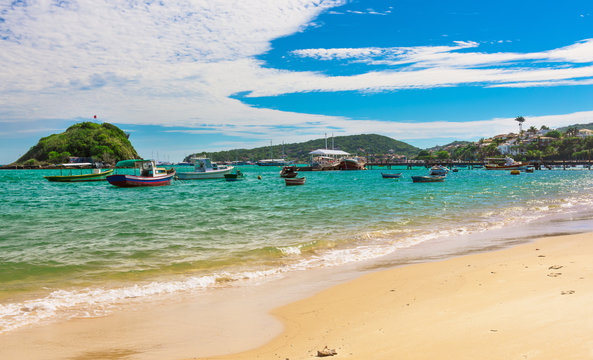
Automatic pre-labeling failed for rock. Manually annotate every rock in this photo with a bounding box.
[317,346,337,357]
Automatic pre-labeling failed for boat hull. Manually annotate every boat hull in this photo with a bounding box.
[44,169,114,182]
[106,172,174,187]
[285,177,306,186]
[224,173,245,181]
[412,175,445,183]
[177,167,233,180]
[381,172,402,179]
[339,159,365,170]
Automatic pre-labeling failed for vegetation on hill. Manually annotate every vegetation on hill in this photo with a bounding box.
[184,134,421,162]
[15,122,139,166]
[422,128,593,162]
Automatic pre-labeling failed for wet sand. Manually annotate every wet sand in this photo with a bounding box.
[198,232,593,360]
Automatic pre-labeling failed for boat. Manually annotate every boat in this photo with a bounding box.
[106,159,175,187]
[257,140,292,166]
[44,163,113,182]
[176,158,233,180]
[308,149,349,171]
[256,159,292,166]
[285,177,306,186]
[338,157,366,170]
[429,165,449,176]
[224,170,245,181]
[280,166,298,178]
[381,172,402,179]
[485,157,524,170]
[412,175,445,183]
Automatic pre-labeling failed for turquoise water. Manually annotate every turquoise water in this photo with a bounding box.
[1,166,593,332]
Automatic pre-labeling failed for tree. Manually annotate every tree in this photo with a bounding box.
[528,126,538,134]
[436,150,450,159]
[540,125,550,130]
[546,130,561,139]
[565,127,579,137]
[515,116,526,134]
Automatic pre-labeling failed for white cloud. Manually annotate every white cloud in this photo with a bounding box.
[1,0,592,158]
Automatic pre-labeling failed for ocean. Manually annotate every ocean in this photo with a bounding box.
[2,165,593,334]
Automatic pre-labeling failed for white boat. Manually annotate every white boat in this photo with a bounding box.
[429,165,449,176]
[256,159,292,166]
[485,157,524,170]
[176,158,233,180]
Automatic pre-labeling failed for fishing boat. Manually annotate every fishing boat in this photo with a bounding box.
[224,170,245,181]
[44,163,113,182]
[280,166,298,178]
[381,172,402,179]
[412,175,445,183]
[106,159,175,187]
[338,157,366,170]
[485,157,524,170]
[285,177,306,186]
[176,158,233,180]
[429,165,449,176]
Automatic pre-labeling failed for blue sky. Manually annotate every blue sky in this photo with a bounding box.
[1,0,592,164]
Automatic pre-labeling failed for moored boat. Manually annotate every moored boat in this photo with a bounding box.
[412,175,445,183]
[280,166,298,178]
[106,159,175,187]
[381,172,402,179]
[176,158,233,180]
[224,170,245,181]
[339,157,366,170]
[256,159,291,166]
[485,157,524,170]
[429,165,449,176]
[285,177,306,186]
[44,163,113,182]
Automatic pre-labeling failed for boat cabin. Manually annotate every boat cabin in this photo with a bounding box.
[190,157,229,172]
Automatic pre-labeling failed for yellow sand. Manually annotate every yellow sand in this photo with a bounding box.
[197,232,593,360]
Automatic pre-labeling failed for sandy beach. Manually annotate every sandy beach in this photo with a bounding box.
[198,232,593,360]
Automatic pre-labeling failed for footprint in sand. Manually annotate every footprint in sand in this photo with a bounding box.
[561,290,575,295]
[547,273,562,277]
[549,265,563,270]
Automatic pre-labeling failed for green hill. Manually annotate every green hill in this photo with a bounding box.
[15,122,139,165]
[556,123,593,133]
[184,134,421,162]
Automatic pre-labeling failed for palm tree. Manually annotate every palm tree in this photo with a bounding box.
[515,116,526,134]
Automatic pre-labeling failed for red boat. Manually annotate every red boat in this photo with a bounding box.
[107,159,176,187]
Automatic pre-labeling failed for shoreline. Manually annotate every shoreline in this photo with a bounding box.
[1,229,593,359]
[197,232,593,360]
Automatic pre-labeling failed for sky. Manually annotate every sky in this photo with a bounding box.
[1,0,593,164]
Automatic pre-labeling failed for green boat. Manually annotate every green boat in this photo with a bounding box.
[44,163,114,182]
[224,170,245,181]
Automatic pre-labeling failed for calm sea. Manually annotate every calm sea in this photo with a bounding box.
[1,165,593,332]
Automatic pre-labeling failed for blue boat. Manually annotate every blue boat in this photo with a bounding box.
[107,159,175,187]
